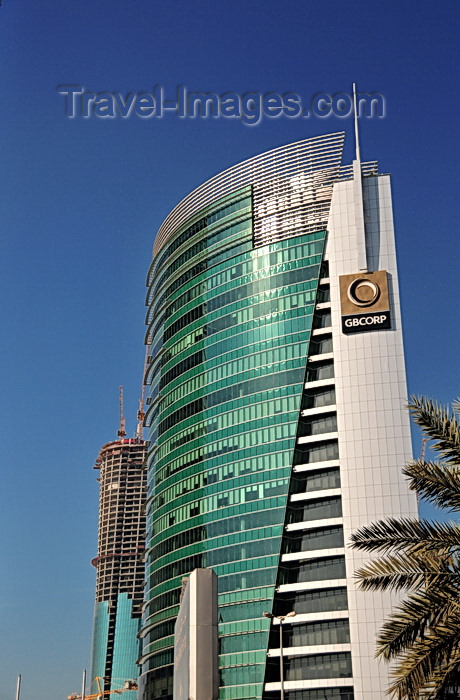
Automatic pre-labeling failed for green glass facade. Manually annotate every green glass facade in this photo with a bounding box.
[139,185,329,699]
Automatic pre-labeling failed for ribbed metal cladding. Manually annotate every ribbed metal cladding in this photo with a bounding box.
[153,133,347,255]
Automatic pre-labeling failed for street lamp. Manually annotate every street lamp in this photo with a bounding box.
[263,611,296,700]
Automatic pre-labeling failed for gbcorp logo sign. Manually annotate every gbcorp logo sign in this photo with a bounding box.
[339,271,391,335]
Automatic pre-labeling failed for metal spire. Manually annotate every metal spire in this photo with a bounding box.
[353,83,361,164]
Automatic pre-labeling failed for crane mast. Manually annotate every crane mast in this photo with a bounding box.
[117,386,126,439]
[135,345,149,442]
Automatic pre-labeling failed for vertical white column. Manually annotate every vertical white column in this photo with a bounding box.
[325,174,418,699]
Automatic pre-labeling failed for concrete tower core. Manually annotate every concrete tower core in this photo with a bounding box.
[90,438,146,697]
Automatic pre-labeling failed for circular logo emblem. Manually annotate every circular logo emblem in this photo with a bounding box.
[347,278,380,307]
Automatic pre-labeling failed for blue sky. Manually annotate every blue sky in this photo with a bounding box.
[0,1,458,698]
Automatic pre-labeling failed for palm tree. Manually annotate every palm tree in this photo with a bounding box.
[350,396,460,699]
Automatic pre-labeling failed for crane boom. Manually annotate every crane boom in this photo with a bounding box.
[135,345,149,441]
[68,678,137,700]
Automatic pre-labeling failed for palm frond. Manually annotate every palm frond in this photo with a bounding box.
[404,459,460,512]
[409,396,460,466]
[354,551,454,592]
[388,614,460,699]
[377,587,460,660]
[427,659,460,699]
[350,517,460,555]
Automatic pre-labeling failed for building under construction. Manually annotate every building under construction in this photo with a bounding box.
[90,391,146,698]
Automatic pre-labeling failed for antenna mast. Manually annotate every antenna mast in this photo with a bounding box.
[118,386,126,439]
[353,82,361,164]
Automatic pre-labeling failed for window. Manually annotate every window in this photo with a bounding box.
[289,496,342,522]
[302,388,336,410]
[298,413,337,437]
[284,652,352,681]
[280,556,346,584]
[278,618,350,648]
[283,526,344,553]
[309,336,333,355]
[294,440,339,465]
[274,587,348,616]
[292,467,341,493]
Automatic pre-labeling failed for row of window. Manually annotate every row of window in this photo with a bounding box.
[148,231,325,313]
[278,690,353,700]
[282,525,344,554]
[151,492,286,547]
[155,302,314,392]
[153,407,298,485]
[153,435,292,504]
[218,599,270,624]
[279,556,346,585]
[220,631,267,655]
[217,567,278,595]
[143,575,275,626]
[148,556,279,605]
[154,445,289,508]
[158,404,297,468]
[162,265,320,347]
[312,309,332,328]
[158,365,304,436]
[155,336,307,415]
[151,537,280,586]
[158,260,323,333]
[150,507,285,560]
[288,496,342,523]
[294,440,339,466]
[282,652,352,681]
[302,387,336,410]
[298,413,337,437]
[157,395,299,459]
[151,192,252,277]
[291,467,341,494]
[151,220,252,300]
[149,237,254,333]
[163,302,204,342]
[146,238,324,350]
[151,524,283,574]
[309,335,333,356]
[163,287,316,360]
[220,663,266,687]
[153,471,289,526]
[271,618,350,648]
[153,441,291,498]
[158,281,315,368]
[305,359,334,382]
[150,313,313,396]
[275,587,348,616]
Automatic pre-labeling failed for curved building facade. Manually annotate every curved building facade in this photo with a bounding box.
[139,133,418,700]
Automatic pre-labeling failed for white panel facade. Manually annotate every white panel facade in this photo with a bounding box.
[325,172,419,698]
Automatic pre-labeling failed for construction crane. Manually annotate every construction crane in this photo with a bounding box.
[420,436,428,462]
[135,345,149,442]
[416,437,428,508]
[68,678,137,700]
[117,386,126,439]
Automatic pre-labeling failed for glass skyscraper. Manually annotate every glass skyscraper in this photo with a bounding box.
[138,133,418,700]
